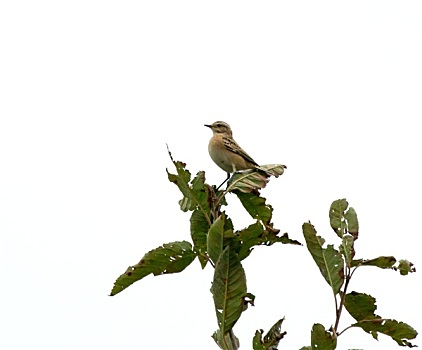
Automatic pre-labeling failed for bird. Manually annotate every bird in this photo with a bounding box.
[205,121,268,189]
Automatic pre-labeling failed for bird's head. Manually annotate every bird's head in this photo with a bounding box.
[204,121,233,137]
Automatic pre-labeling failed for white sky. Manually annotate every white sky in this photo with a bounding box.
[1,1,421,350]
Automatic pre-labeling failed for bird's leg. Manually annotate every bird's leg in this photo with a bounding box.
[216,172,231,191]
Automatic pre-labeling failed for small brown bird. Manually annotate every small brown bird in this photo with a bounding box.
[205,121,267,189]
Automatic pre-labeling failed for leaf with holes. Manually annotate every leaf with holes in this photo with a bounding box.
[110,241,196,296]
[395,259,416,275]
[167,148,211,215]
[238,222,301,261]
[253,318,286,350]
[329,198,349,238]
[340,234,355,266]
[311,324,336,350]
[351,256,397,269]
[345,292,418,347]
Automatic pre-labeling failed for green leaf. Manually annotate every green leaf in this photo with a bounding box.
[252,330,266,350]
[351,257,416,275]
[329,199,349,238]
[208,214,225,265]
[375,320,418,347]
[191,170,211,212]
[234,191,272,224]
[263,318,286,349]
[271,232,302,246]
[237,222,265,260]
[311,324,336,350]
[351,256,397,269]
[110,241,196,296]
[329,199,359,240]
[395,259,416,275]
[212,246,247,333]
[298,347,312,350]
[237,222,301,261]
[345,292,418,347]
[345,292,378,321]
[242,293,255,311]
[253,318,286,350]
[340,234,355,266]
[167,149,211,216]
[166,158,192,210]
[352,319,418,347]
[303,222,344,294]
[344,206,359,238]
[224,214,234,231]
[190,209,210,268]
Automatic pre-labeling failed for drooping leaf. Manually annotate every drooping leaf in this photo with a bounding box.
[302,222,344,294]
[212,329,240,350]
[237,222,265,260]
[340,234,355,266]
[376,320,418,347]
[208,214,225,265]
[212,246,247,333]
[352,320,418,347]
[345,292,418,347]
[351,257,416,276]
[311,324,336,350]
[110,241,196,296]
[351,256,397,269]
[190,209,210,268]
[241,293,255,312]
[272,232,302,246]
[253,318,286,350]
[329,199,349,238]
[237,223,301,261]
[234,191,273,224]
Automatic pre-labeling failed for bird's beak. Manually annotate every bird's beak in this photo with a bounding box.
[204,124,212,128]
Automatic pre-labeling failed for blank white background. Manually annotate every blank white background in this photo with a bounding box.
[1,1,421,349]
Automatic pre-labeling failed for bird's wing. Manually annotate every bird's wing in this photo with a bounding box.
[223,137,259,166]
